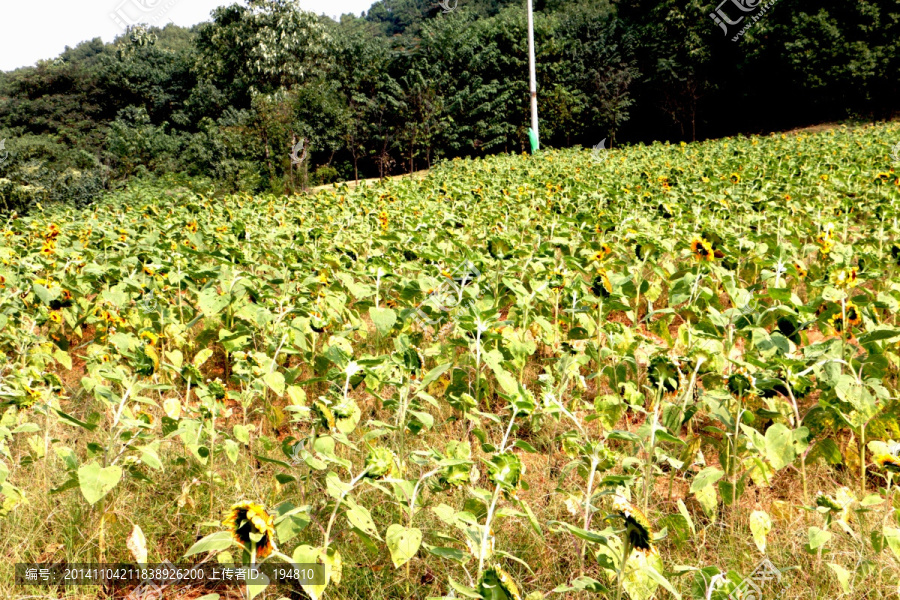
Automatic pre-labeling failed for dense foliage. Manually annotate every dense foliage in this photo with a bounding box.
[3,123,900,599]
[0,0,898,208]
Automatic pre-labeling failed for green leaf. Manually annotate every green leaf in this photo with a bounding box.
[765,424,796,470]
[369,306,397,336]
[827,563,852,594]
[749,510,771,553]
[291,545,329,600]
[54,349,72,370]
[193,348,214,368]
[197,288,230,318]
[553,576,609,593]
[385,524,422,568]
[54,409,97,431]
[549,521,608,545]
[690,467,724,493]
[418,362,452,390]
[675,500,695,537]
[233,424,251,445]
[449,576,483,599]
[264,371,286,396]
[884,526,900,560]
[345,500,381,540]
[808,526,832,550]
[77,462,122,505]
[223,439,239,464]
[426,545,466,562]
[857,328,900,345]
[184,531,234,556]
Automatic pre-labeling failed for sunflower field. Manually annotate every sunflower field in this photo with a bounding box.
[3,122,900,600]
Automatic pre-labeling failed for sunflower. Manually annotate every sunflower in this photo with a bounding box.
[591,243,612,262]
[224,502,276,559]
[844,302,862,326]
[186,221,198,234]
[793,262,807,279]
[139,331,159,346]
[591,271,612,298]
[611,495,654,552]
[729,173,741,184]
[548,270,566,291]
[832,268,858,289]
[829,312,850,335]
[478,565,522,600]
[143,266,155,276]
[364,447,396,479]
[48,311,63,324]
[873,453,900,473]
[690,237,714,261]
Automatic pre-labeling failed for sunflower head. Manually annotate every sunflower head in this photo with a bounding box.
[793,261,807,279]
[611,495,654,552]
[690,237,714,261]
[364,446,396,479]
[478,565,522,600]
[548,270,566,291]
[829,312,849,335]
[224,501,276,559]
[727,371,754,397]
[729,173,741,184]
[874,453,900,473]
[48,311,63,324]
[648,356,679,394]
[815,491,842,512]
[591,271,613,299]
[844,302,862,326]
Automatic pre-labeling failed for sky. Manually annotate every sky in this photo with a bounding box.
[0,0,376,72]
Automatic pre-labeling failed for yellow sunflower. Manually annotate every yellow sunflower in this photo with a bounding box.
[793,262,807,279]
[48,311,63,324]
[844,302,862,327]
[611,495,654,552]
[690,238,714,262]
[729,173,741,184]
[873,453,900,473]
[224,501,276,559]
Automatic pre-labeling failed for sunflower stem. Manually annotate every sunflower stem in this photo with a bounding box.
[615,536,633,600]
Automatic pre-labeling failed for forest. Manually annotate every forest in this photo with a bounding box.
[0,0,898,209]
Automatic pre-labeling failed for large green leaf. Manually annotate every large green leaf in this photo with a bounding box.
[385,524,422,568]
[184,531,234,556]
[369,306,397,336]
[77,462,122,505]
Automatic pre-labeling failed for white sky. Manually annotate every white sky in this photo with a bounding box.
[0,0,376,72]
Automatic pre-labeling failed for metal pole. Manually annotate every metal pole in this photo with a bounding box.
[526,0,539,150]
